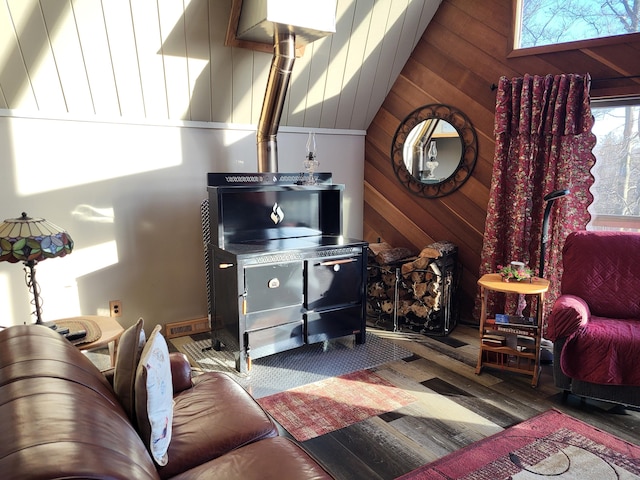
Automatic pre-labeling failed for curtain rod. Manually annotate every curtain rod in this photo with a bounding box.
[490,74,640,91]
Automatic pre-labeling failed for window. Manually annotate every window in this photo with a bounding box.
[589,98,640,231]
[514,0,640,50]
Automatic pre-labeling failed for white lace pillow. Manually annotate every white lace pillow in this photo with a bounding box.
[134,324,173,466]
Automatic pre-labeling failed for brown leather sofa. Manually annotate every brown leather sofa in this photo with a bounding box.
[0,324,334,479]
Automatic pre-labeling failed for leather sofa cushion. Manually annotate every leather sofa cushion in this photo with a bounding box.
[157,372,279,479]
[169,437,333,480]
[0,325,160,480]
[0,325,120,409]
[0,377,160,480]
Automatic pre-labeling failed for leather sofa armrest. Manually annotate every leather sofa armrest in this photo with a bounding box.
[170,352,193,393]
[546,294,591,341]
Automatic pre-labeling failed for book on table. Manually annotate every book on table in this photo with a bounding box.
[482,334,506,346]
[494,314,537,326]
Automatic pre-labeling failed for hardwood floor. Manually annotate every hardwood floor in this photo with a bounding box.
[287,324,640,480]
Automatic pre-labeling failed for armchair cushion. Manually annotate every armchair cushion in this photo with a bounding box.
[560,231,640,319]
[561,317,640,386]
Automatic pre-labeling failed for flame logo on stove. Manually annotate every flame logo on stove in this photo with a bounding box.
[270,202,284,224]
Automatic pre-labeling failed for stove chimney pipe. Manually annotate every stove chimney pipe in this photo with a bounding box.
[257,27,296,173]
[233,0,336,173]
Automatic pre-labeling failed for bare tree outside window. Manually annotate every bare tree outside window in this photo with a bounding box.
[591,102,640,230]
[518,0,640,48]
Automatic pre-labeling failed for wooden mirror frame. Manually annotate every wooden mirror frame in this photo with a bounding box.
[391,104,478,199]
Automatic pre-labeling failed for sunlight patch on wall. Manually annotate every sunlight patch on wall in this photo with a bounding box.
[72,205,115,224]
[0,272,13,326]
[219,128,258,171]
[36,240,119,321]
[9,116,183,196]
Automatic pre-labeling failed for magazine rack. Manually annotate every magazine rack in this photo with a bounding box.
[475,273,549,387]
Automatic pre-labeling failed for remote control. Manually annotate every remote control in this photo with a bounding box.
[65,330,87,341]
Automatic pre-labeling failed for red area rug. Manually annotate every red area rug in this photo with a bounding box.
[398,409,640,479]
[257,369,416,442]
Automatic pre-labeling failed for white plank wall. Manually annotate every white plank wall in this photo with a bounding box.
[131,0,170,119]
[0,0,441,130]
[72,0,121,116]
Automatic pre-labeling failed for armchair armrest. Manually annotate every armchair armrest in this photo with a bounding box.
[170,352,193,393]
[546,294,591,341]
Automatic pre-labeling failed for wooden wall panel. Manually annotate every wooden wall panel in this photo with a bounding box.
[0,0,440,131]
[184,0,213,122]
[72,0,121,116]
[131,0,170,119]
[10,0,67,111]
[364,0,640,323]
[102,0,146,117]
[0,1,34,110]
[41,0,94,114]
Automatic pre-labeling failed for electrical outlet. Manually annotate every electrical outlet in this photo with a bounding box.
[109,300,122,317]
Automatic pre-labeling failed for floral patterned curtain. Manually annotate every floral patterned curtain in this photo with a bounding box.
[477,73,596,321]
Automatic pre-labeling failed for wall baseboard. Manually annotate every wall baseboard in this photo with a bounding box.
[164,317,210,339]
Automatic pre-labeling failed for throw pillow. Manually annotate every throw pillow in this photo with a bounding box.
[113,317,145,422]
[135,324,173,466]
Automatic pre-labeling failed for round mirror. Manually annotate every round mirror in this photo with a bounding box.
[391,104,478,198]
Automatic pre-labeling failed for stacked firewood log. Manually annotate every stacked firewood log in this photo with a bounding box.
[367,241,457,333]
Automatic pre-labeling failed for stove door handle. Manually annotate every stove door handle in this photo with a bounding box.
[319,258,357,267]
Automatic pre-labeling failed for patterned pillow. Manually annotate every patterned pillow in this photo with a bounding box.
[134,325,173,466]
[113,317,145,422]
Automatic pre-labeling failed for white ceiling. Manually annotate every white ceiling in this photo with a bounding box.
[0,0,441,131]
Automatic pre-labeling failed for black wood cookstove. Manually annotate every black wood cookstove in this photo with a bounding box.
[207,173,368,373]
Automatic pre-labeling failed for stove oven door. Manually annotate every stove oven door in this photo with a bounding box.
[305,253,366,343]
[244,262,304,359]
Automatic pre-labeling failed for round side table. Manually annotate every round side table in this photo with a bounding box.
[54,315,124,367]
[476,273,550,387]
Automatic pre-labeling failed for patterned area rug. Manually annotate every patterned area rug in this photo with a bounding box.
[398,409,640,479]
[172,330,412,399]
[257,369,416,441]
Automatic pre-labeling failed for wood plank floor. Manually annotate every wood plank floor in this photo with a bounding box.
[283,324,640,480]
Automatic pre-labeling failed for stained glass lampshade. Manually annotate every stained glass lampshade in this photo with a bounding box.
[0,212,74,324]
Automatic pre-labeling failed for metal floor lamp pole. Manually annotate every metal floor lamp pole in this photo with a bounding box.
[538,188,570,364]
[539,189,571,278]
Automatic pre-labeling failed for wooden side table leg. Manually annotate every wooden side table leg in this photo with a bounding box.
[476,286,487,375]
[108,338,119,367]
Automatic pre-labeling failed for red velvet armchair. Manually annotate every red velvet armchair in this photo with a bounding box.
[546,230,640,407]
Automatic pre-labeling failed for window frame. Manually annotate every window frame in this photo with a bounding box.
[509,0,640,58]
[588,96,640,231]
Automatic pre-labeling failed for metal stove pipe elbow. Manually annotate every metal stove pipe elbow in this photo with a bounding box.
[257,28,296,173]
